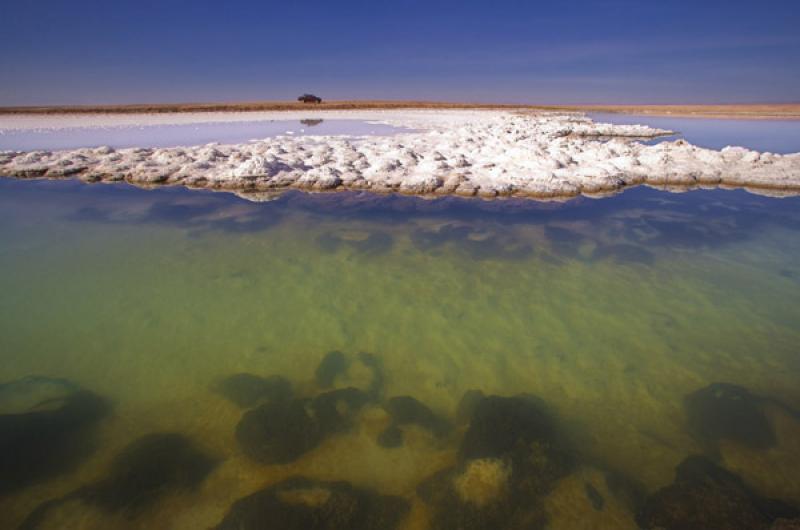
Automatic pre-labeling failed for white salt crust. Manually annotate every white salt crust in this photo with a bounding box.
[1,110,798,200]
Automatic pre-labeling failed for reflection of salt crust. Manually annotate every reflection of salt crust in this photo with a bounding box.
[1,110,798,199]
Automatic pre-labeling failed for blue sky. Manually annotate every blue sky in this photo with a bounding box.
[1,0,798,105]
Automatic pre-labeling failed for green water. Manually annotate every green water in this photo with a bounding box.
[1,179,799,529]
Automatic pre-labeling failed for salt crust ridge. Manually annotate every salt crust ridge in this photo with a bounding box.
[1,110,798,200]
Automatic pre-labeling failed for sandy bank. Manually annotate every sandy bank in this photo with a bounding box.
[1,109,799,201]
[1,101,798,120]
[564,104,800,121]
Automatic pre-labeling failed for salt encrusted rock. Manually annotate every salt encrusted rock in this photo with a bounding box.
[1,110,798,199]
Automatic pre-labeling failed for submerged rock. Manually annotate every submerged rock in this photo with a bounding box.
[313,351,384,400]
[461,395,557,459]
[418,393,575,530]
[310,387,369,434]
[19,432,218,528]
[216,373,292,408]
[236,387,369,464]
[214,476,410,530]
[456,389,486,425]
[236,399,324,464]
[591,243,655,265]
[384,395,451,438]
[80,433,218,514]
[638,455,799,530]
[377,425,404,448]
[417,459,546,530]
[0,375,79,415]
[315,231,394,256]
[0,377,109,496]
[315,350,349,388]
[685,382,776,450]
[411,223,532,261]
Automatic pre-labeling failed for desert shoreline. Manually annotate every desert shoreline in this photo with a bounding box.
[1,101,799,121]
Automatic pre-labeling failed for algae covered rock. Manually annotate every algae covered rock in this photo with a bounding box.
[384,395,451,438]
[19,432,218,528]
[236,398,325,465]
[80,432,218,514]
[236,387,369,464]
[638,455,799,530]
[0,376,109,496]
[313,350,385,399]
[418,392,575,530]
[685,382,776,450]
[214,476,409,530]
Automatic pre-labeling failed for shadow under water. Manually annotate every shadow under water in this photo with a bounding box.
[1,178,800,529]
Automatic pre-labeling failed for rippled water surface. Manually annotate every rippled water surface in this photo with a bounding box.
[1,179,799,529]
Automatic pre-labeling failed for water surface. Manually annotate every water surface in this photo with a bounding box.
[590,111,800,153]
[1,180,799,529]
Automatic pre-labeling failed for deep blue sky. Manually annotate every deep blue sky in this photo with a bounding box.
[1,0,798,105]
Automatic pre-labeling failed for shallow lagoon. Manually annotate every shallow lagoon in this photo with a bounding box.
[1,176,800,529]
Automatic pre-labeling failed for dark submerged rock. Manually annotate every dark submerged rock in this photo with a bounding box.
[19,433,218,528]
[377,425,404,448]
[544,225,586,259]
[685,382,776,450]
[236,399,324,464]
[310,387,369,434]
[603,468,648,515]
[0,375,79,414]
[591,243,655,265]
[638,455,800,530]
[216,373,292,408]
[411,223,532,261]
[214,476,410,530]
[354,231,393,255]
[357,352,385,400]
[418,393,574,530]
[315,231,394,256]
[456,389,485,425]
[416,461,546,530]
[0,380,109,496]
[584,482,605,511]
[460,394,559,461]
[772,519,800,530]
[315,350,350,388]
[384,396,451,437]
[313,351,384,400]
[236,388,368,465]
[81,432,217,515]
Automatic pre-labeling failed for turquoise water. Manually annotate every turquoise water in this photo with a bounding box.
[1,176,799,529]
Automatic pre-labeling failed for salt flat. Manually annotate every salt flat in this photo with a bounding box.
[1,109,799,199]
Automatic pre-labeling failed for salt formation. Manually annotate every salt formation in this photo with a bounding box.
[1,109,798,199]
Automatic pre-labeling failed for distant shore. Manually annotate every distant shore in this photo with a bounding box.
[1,101,798,120]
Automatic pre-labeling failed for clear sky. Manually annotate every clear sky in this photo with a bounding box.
[1,0,798,106]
